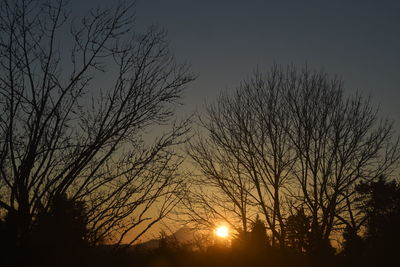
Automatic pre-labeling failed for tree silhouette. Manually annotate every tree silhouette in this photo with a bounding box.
[31,194,89,266]
[355,177,400,266]
[249,216,269,250]
[0,0,194,260]
[33,194,88,247]
[286,208,310,252]
[231,216,270,253]
[186,65,399,250]
[341,225,366,266]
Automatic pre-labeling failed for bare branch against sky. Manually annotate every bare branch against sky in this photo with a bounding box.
[186,65,400,250]
[0,0,194,249]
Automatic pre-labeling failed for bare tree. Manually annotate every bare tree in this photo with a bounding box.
[0,0,194,251]
[182,132,254,234]
[285,68,399,251]
[187,65,399,249]
[187,69,295,247]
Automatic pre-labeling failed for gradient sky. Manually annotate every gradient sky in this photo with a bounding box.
[66,0,400,241]
[76,0,400,125]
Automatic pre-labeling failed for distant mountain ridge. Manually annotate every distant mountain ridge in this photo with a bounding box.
[135,227,197,250]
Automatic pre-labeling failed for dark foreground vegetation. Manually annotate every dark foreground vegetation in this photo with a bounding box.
[1,177,399,267]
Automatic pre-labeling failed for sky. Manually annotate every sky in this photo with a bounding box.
[134,0,400,122]
[74,0,400,125]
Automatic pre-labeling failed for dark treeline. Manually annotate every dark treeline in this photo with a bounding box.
[1,176,399,266]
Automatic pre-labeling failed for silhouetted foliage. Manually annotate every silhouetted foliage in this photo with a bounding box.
[358,177,400,239]
[30,194,90,266]
[249,216,269,251]
[34,194,88,246]
[286,208,310,252]
[0,211,18,266]
[340,225,367,266]
[354,177,400,266]
[339,177,400,267]
[231,216,270,253]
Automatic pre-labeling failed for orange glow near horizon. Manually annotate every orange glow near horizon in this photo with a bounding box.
[215,226,229,238]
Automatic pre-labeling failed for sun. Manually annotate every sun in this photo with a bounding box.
[215,226,229,238]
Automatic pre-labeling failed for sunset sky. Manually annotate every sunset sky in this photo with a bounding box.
[2,2,400,263]
[73,0,399,125]
[2,5,400,265]
[58,0,400,241]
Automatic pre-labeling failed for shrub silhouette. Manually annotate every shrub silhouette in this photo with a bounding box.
[286,208,310,252]
[31,194,90,267]
[355,177,400,266]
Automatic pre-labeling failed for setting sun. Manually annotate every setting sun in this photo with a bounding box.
[215,226,229,238]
